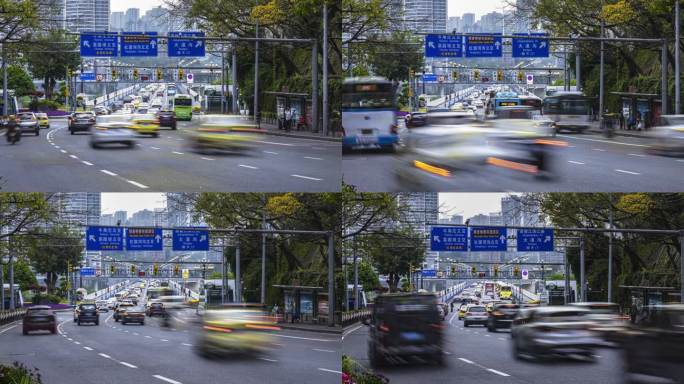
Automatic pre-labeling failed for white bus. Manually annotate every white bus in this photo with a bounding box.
[2,284,24,309]
[542,91,593,133]
[342,77,398,153]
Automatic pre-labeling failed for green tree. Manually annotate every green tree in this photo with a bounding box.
[7,65,35,96]
[27,225,82,294]
[2,258,37,291]
[362,228,425,292]
[22,30,80,99]
[345,258,379,291]
[366,31,423,81]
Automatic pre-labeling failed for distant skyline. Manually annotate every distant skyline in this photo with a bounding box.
[448,0,509,18]
[439,193,513,219]
[110,0,164,13]
[101,193,166,215]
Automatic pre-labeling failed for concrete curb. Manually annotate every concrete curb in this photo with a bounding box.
[276,322,363,335]
[587,128,654,140]
[236,128,341,142]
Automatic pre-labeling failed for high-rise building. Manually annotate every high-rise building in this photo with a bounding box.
[124,8,140,31]
[38,0,67,31]
[154,208,167,227]
[113,210,127,226]
[100,213,115,226]
[128,209,155,226]
[397,192,439,235]
[65,0,110,32]
[501,196,542,227]
[53,193,101,268]
[110,11,125,31]
[403,0,447,33]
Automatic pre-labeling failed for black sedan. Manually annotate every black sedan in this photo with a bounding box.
[156,110,177,130]
[23,306,57,335]
[68,112,96,134]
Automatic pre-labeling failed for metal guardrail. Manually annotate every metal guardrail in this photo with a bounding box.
[0,308,26,326]
[339,309,371,325]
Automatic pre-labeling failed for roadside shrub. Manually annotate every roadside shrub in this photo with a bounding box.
[0,362,42,384]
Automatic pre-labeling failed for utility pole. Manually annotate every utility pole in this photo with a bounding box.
[235,240,241,303]
[254,20,260,124]
[322,2,329,136]
[261,198,267,305]
[232,47,238,114]
[676,0,681,114]
[599,4,605,122]
[576,42,581,91]
[221,50,226,114]
[579,237,586,302]
[608,196,614,302]
[2,43,7,116]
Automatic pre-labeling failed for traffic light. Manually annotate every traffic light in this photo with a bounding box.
[497,69,503,82]
[409,68,415,78]
[493,265,499,277]
[514,266,521,277]
[471,266,477,275]
[174,264,180,275]
[178,68,184,80]
[153,263,158,276]
[133,68,139,80]
[68,68,73,78]
[110,264,115,274]
[452,70,458,80]
[450,265,456,275]
[517,71,524,82]
[156,68,163,80]
[111,68,117,80]
[473,70,480,81]
[130,265,136,274]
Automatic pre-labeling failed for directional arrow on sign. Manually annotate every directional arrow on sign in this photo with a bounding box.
[83,40,90,48]
[195,40,203,47]
[433,235,441,243]
[499,235,506,243]
[88,235,96,242]
[539,41,547,49]
[544,235,551,242]
[200,235,207,242]
[494,41,501,50]
[428,41,436,48]
[150,40,157,48]
[155,234,162,243]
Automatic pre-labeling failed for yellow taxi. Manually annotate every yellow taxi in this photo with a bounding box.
[187,115,258,153]
[458,303,469,320]
[128,114,160,136]
[35,113,50,129]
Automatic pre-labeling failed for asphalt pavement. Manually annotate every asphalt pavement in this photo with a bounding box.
[0,309,341,384]
[342,310,624,384]
[343,119,684,192]
[0,120,340,191]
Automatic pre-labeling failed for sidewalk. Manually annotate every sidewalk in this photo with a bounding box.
[235,121,341,143]
[586,121,656,139]
[276,321,362,335]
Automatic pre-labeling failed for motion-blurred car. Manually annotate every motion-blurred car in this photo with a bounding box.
[127,113,160,136]
[511,306,601,360]
[35,113,50,129]
[620,304,684,384]
[194,305,280,357]
[187,115,258,154]
[76,303,99,326]
[68,112,96,134]
[156,110,177,130]
[91,115,137,148]
[93,105,110,115]
[568,302,629,345]
[646,115,684,157]
[96,300,109,313]
[458,303,469,320]
[120,306,146,325]
[463,305,488,327]
[405,112,428,127]
[16,112,40,136]
[146,302,165,317]
[365,292,444,367]
[114,302,136,322]
[487,303,520,332]
[23,306,57,335]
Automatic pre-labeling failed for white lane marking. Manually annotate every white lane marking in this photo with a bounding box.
[67,338,73,341]
[558,134,650,147]
[126,180,149,189]
[0,325,18,334]
[172,151,184,155]
[568,160,585,165]
[83,346,93,351]
[82,161,94,166]
[257,140,294,146]
[55,145,60,149]
[592,148,606,152]
[176,138,183,141]
[74,341,81,345]
[498,337,505,341]
[161,339,169,342]
[318,368,343,374]
[120,362,137,368]
[444,351,452,355]
[258,357,278,362]
[98,353,111,359]
[458,358,475,364]
[69,155,79,159]
[145,335,152,339]
[133,332,139,336]
[170,315,186,324]
[181,343,192,347]
[263,150,279,155]
[628,153,646,157]
[343,324,363,338]
[484,334,491,337]
[239,164,259,169]
[312,349,336,353]
[124,330,129,333]
[272,334,337,342]
[615,169,641,175]
[166,136,173,139]
[291,174,322,181]
[153,375,183,384]
[60,149,68,153]
[151,146,161,150]
[487,369,511,377]
[677,159,684,162]
[201,157,214,161]
[304,156,323,160]
[101,169,117,176]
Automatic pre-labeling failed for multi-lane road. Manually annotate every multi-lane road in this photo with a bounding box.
[0,119,340,191]
[0,308,341,384]
[343,310,623,384]
[343,118,684,191]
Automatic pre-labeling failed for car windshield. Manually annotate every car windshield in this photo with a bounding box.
[80,304,96,310]
[27,308,51,315]
[75,113,92,119]
[468,306,486,312]
[18,114,34,120]
[538,311,587,322]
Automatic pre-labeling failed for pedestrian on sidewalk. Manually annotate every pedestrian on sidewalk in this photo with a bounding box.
[284,107,292,132]
[619,111,625,130]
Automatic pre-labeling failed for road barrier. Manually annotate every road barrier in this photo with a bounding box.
[339,309,372,326]
[0,308,26,326]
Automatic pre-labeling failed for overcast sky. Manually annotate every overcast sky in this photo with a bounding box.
[111,0,165,14]
[101,193,166,215]
[448,0,509,18]
[439,193,511,219]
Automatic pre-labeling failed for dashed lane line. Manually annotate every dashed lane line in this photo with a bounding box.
[291,174,322,181]
[172,151,184,155]
[568,160,585,165]
[181,343,192,347]
[558,134,650,148]
[82,161,94,166]
[458,358,475,364]
[312,349,336,353]
[60,149,67,153]
[487,369,511,377]
[257,140,294,147]
[258,357,278,362]
[153,375,183,384]
[74,341,81,345]
[126,180,149,189]
[272,334,338,342]
[318,368,343,374]
[239,164,259,169]
[151,147,161,150]
[99,353,112,359]
[0,325,18,334]
[201,157,214,161]
[69,154,79,159]
[120,362,137,369]
[83,347,93,351]
[628,153,646,157]
[101,169,117,176]
[263,151,279,155]
[304,156,323,160]
[615,169,641,175]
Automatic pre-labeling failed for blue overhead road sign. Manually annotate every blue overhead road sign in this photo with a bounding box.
[126,227,163,251]
[517,228,554,252]
[421,269,437,278]
[430,226,467,252]
[465,34,502,58]
[86,226,123,251]
[425,34,464,58]
[512,33,549,58]
[80,267,96,277]
[80,72,96,81]
[80,32,119,57]
[168,31,206,57]
[422,74,438,82]
[121,32,158,57]
[470,226,507,251]
[172,228,209,251]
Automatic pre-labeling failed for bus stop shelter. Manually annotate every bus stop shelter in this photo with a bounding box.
[611,92,662,129]
[272,284,327,325]
[264,91,313,132]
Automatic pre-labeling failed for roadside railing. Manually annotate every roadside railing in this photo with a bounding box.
[0,308,26,326]
[339,308,372,326]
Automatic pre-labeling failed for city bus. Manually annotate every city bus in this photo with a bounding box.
[542,91,592,133]
[342,77,398,153]
[2,284,24,309]
[0,90,19,116]
[173,94,193,121]
[486,91,521,115]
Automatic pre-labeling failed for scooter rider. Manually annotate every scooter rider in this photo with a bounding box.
[5,115,20,143]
